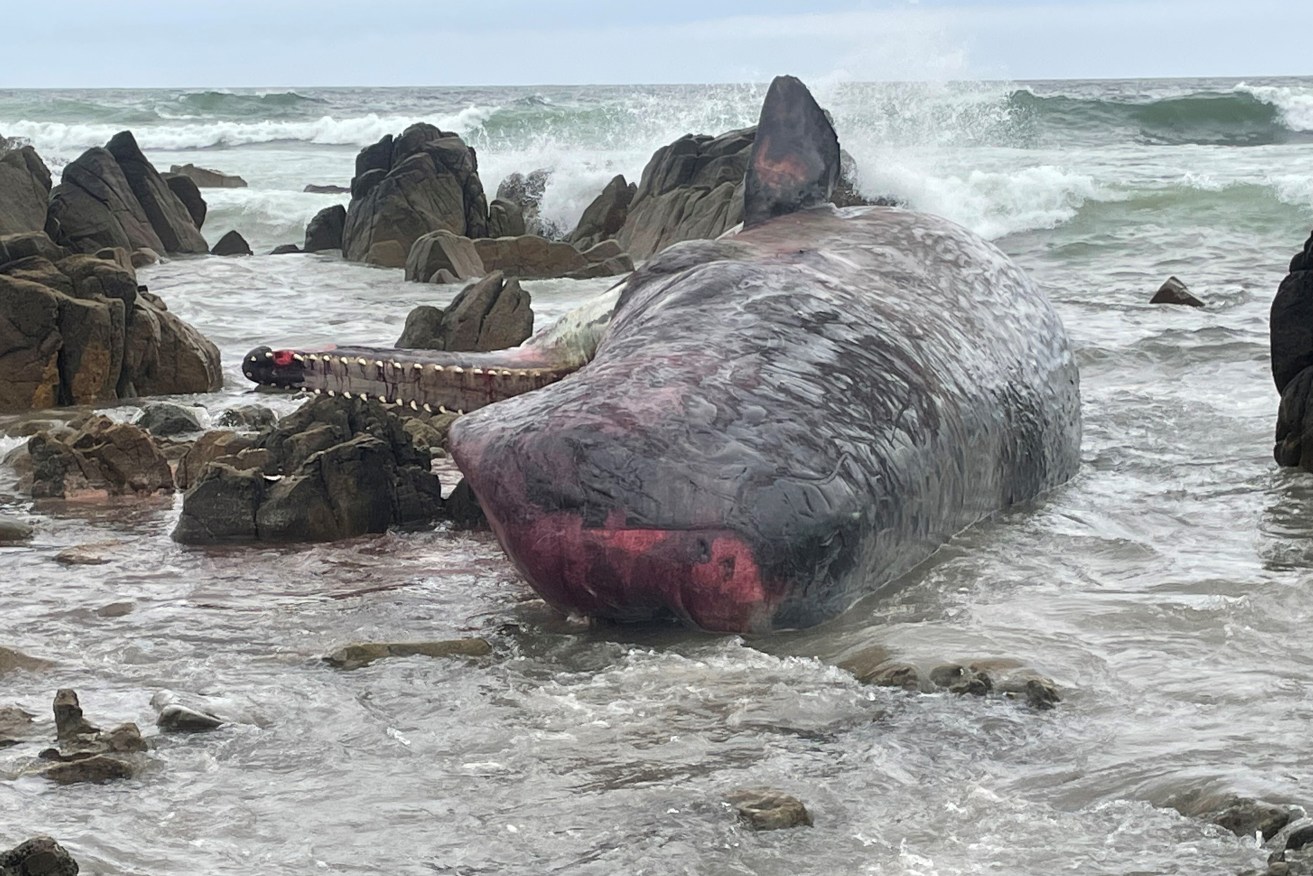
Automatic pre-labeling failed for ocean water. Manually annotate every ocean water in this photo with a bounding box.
[1,76,1313,875]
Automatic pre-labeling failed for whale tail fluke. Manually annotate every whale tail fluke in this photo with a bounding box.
[742,75,841,229]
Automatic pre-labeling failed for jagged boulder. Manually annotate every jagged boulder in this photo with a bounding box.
[496,169,556,238]
[1273,231,1313,469]
[0,142,52,235]
[473,234,633,280]
[27,415,174,498]
[120,287,223,399]
[342,124,488,267]
[487,197,526,238]
[0,836,80,875]
[304,204,346,253]
[162,172,207,229]
[106,132,208,254]
[173,397,444,543]
[49,146,167,254]
[396,271,532,352]
[1150,275,1204,307]
[211,230,252,256]
[168,163,247,188]
[568,174,636,251]
[404,229,484,283]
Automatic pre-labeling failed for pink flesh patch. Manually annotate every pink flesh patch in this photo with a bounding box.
[487,511,777,633]
[272,349,295,367]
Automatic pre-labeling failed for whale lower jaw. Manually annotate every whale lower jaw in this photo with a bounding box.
[484,510,780,634]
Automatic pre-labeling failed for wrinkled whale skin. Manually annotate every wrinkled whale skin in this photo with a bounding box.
[448,204,1082,633]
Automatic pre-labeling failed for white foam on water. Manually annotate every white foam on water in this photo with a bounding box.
[1236,82,1313,132]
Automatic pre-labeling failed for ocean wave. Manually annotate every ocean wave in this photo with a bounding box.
[0,108,502,160]
[158,90,327,120]
[1009,87,1313,146]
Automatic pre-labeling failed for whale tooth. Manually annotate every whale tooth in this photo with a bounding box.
[374,360,384,369]
[409,400,419,411]
[356,357,367,366]
[342,391,352,399]
[247,355,257,363]
[431,364,444,373]
[264,351,274,359]
[472,367,484,375]
[438,405,449,414]
[455,409,465,415]
[499,369,512,376]
[313,388,324,394]
[292,353,304,363]
[422,403,433,413]
[327,389,336,397]
[452,366,464,374]
[339,356,350,366]
[412,363,423,371]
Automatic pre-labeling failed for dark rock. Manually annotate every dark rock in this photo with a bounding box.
[0,275,65,412]
[487,197,526,238]
[0,142,53,236]
[53,688,99,742]
[342,124,489,267]
[432,271,533,352]
[48,146,166,254]
[134,401,203,437]
[395,305,445,349]
[404,229,484,283]
[168,163,247,188]
[0,705,36,747]
[269,244,301,255]
[175,431,256,490]
[105,131,208,254]
[151,692,224,733]
[929,663,994,696]
[495,169,554,237]
[473,234,632,280]
[1150,275,1204,307]
[162,172,207,229]
[0,836,80,875]
[324,637,493,670]
[0,516,34,542]
[445,478,487,529]
[174,397,443,544]
[303,184,349,194]
[130,247,160,268]
[1212,799,1294,841]
[215,404,277,431]
[862,662,921,690]
[568,174,636,251]
[1289,230,1313,273]
[725,788,813,830]
[41,753,138,785]
[119,288,223,398]
[172,463,266,542]
[28,416,174,497]
[0,232,68,268]
[304,204,346,253]
[210,229,252,257]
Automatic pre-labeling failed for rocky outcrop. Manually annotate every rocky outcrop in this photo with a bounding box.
[304,183,349,194]
[617,125,889,261]
[496,169,555,238]
[725,788,813,830]
[617,126,754,261]
[473,234,633,280]
[487,197,526,238]
[27,415,174,497]
[342,124,488,267]
[211,230,252,256]
[0,141,52,236]
[172,397,444,543]
[0,836,80,875]
[396,271,532,352]
[0,245,221,413]
[568,174,636,251]
[324,638,492,670]
[168,163,247,188]
[47,132,207,255]
[404,229,484,283]
[304,204,346,253]
[37,688,148,785]
[1151,275,1204,307]
[162,173,207,229]
[1272,231,1313,469]
[105,132,209,254]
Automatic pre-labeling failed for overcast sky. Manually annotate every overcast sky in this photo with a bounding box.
[1,0,1301,88]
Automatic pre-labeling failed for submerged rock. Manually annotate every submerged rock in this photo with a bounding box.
[133,401,203,437]
[0,645,54,675]
[168,163,247,188]
[724,788,813,830]
[324,638,493,670]
[151,691,224,733]
[1150,275,1204,307]
[0,515,33,542]
[0,836,80,876]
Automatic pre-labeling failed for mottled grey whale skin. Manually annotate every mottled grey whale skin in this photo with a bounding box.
[449,201,1082,633]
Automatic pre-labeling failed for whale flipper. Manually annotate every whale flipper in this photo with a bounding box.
[742,75,841,228]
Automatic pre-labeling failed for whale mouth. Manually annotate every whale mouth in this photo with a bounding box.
[483,510,777,633]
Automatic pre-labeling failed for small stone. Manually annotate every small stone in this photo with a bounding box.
[725,788,813,830]
[41,753,137,784]
[54,543,118,566]
[211,230,253,257]
[101,722,147,753]
[134,402,204,437]
[0,836,80,876]
[0,515,34,541]
[156,704,224,733]
[929,663,994,696]
[324,638,493,670]
[269,244,301,255]
[94,601,135,618]
[1150,275,1205,307]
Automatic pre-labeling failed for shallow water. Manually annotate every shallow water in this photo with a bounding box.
[4,78,1313,874]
